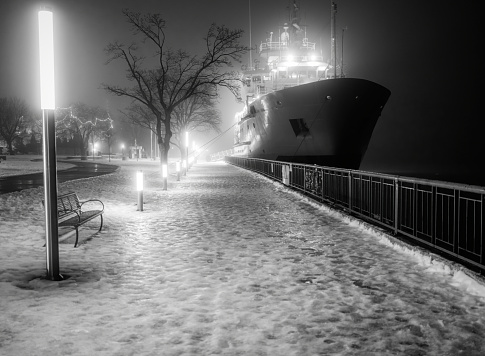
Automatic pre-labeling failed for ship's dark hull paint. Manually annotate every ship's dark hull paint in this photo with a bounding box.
[235,78,391,169]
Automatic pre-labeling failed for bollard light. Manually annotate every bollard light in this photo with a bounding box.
[137,170,143,211]
[162,164,168,178]
[176,161,181,181]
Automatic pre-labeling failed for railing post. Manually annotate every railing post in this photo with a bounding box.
[348,171,352,210]
[394,178,399,235]
[303,166,306,193]
[454,189,460,255]
[289,163,292,187]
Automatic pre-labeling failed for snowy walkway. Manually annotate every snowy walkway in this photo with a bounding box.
[1,161,485,355]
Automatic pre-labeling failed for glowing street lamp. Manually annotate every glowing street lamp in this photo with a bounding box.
[176,161,180,181]
[121,143,125,160]
[92,142,97,161]
[39,7,61,281]
[137,170,143,211]
[185,131,189,174]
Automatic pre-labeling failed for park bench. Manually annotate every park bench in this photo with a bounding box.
[43,192,104,247]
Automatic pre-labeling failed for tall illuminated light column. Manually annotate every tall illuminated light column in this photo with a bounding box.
[39,7,61,281]
[185,131,189,174]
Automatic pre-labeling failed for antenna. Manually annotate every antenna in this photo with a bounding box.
[331,2,337,79]
[341,27,347,77]
[249,0,252,69]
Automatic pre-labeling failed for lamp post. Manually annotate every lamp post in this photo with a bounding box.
[185,131,189,174]
[39,7,61,281]
[176,161,181,181]
[121,143,125,160]
[92,142,96,161]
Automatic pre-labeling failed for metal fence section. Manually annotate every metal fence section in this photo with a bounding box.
[225,156,485,273]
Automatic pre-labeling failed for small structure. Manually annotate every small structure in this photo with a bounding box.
[129,145,144,159]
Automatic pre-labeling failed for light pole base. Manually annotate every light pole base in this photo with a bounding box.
[137,191,143,211]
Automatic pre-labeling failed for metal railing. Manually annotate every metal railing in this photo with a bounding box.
[259,39,316,53]
[225,156,485,273]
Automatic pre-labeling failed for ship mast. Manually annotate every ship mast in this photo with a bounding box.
[341,27,346,77]
[248,0,252,69]
[331,1,337,78]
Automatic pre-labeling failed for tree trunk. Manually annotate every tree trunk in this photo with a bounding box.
[6,139,14,155]
[79,139,87,160]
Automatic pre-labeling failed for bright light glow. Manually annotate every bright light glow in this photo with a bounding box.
[310,55,317,61]
[287,54,294,62]
[136,170,143,191]
[162,164,168,178]
[176,161,180,172]
[182,160,187,168]
[189,157,194,164]
[39,10,55,109]
[121,144,124,149]
[185,131,189,148]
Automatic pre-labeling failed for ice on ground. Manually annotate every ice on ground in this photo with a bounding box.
[1,159,484,355]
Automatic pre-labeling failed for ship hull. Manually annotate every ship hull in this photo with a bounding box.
[233,78,391,169]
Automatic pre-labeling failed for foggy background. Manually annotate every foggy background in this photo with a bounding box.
[0,0,481,184]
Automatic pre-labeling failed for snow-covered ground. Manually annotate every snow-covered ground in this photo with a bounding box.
[1,157,485,355]
[0,155,75,177]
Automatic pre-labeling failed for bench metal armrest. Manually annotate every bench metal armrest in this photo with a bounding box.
[79,199,104,213]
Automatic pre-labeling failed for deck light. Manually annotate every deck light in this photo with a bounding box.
[137,170,143,211]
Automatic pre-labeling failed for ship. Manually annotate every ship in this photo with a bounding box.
[232,1,391,169]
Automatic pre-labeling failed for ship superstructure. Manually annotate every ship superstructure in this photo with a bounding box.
[233,1,390,168]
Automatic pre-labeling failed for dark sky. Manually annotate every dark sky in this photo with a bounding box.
[0,1,482,183]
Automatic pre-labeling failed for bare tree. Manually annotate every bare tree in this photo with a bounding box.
[102,125,117,162]
[123,90,221,162]
[171,91,221,160]
[103,9,249,189]
[0,97,30,154]
[56,102,113,160]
